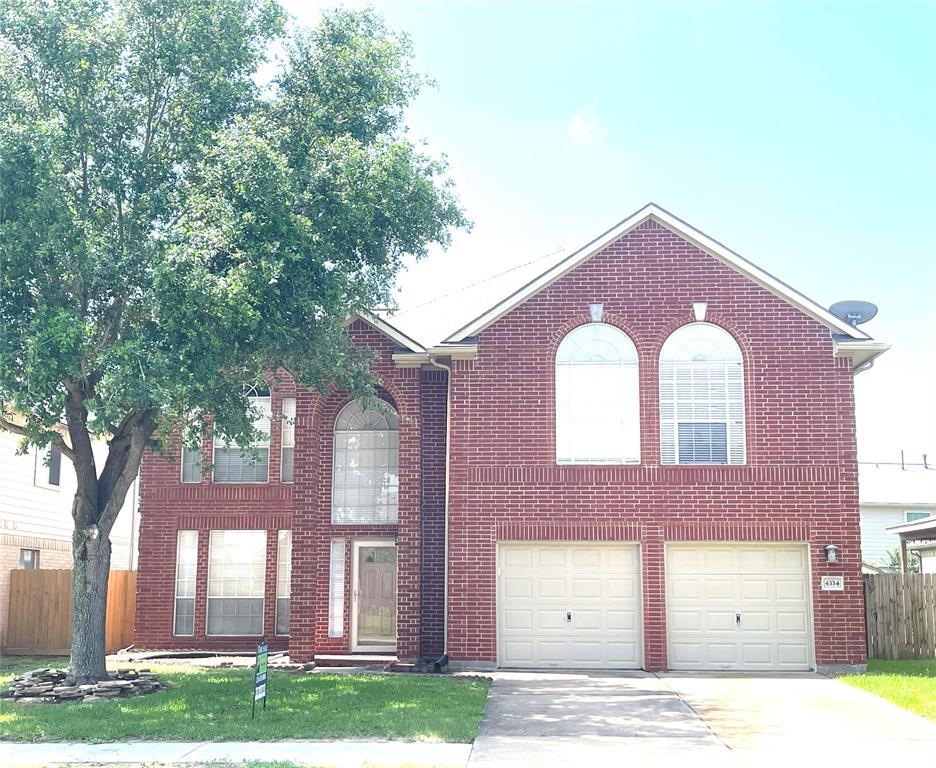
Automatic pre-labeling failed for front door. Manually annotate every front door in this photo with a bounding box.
[351,540,397,652]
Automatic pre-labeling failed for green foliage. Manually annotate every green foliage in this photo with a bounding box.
[0,664,490,742]
[885,547,920,573]
[0,0,465,453]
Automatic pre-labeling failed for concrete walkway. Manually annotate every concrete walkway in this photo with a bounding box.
[468,670,936,767]
[3,740,471,767]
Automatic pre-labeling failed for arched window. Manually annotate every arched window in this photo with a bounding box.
[555,323,640,464]
[332,399,399,524]
[659,323,745,465]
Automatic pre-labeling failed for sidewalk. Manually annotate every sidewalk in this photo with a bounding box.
[3,740,472,767]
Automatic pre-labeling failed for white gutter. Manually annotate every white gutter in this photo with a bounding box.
[426,353,453,657]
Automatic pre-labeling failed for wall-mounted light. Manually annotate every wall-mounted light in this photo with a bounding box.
[692,301,708,321]
[824,543,840,564]
[589,303,604,322]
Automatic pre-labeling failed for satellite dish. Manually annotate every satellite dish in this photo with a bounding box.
[830,300,878,327]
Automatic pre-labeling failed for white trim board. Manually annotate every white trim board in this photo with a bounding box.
[444,203,874,344]
[346,311,427,354]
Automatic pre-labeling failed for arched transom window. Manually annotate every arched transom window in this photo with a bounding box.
[555,323,640,464]
[332,399,399,524]
[659,323,745,465]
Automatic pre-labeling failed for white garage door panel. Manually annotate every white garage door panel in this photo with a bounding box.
[498,543,642,669]
[666,543,812,671]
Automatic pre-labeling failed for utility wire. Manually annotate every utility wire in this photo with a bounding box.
[393,246,566,316]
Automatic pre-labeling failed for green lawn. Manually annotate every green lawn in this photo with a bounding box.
[0,658,489,743]
[841,659,936,723]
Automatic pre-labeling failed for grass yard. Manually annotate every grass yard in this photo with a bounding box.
[0,657,489,743]
[841,659,936,723]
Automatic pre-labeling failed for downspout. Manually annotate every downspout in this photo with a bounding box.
[427,354,453,656]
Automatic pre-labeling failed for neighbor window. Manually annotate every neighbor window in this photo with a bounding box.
[36,444,62,488]
[328,538,345,637]
[906,511,931,523]
[212,393,272,483]
[173,531,198,636]
[331,399,399,524]
[18,549,40,569]
[659,323,745,465]
[555,323,640,464]
[280,398,296,483]
[275,530,291,636]
[206,530,266,636]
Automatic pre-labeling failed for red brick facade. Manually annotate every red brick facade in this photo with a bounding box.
[135,215,867,671]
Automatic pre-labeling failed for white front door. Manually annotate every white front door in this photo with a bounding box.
[497,542,642,669]
[351,540,397,652]
[666,543,812,670]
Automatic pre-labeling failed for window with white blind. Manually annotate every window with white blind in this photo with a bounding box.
[659,323,745,465]
[181,444,202,483]
[206,530,266,636]
[556,323,640,464]
[173,531,198,636]
[281,398,296,483]
[213,394,272,483]
[328,538,345,637]
[331,400,399,524]
[275,530,291,635]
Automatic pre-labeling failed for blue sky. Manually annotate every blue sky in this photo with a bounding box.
[283,1,935,462]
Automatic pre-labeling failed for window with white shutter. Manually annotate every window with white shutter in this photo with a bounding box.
[212,394,272,483]
[556,323,640,464]
[275,530,291,635]
[280,398,296,483]
[659,323,745,465]
[173,531,198,636]
[206,530,266,635]
[331,400,399,524]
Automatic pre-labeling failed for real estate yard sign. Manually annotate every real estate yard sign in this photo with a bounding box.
[252,642,268,718]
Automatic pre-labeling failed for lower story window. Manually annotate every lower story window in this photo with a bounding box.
[207,529,266,636]
[275,530,291,636]
[19,549,40,569]
[173,531,198,636]
[328,539,345,637]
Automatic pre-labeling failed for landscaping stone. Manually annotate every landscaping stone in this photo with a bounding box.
[2,667,166,704]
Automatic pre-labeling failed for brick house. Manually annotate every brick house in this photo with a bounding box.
[134,204,887,673]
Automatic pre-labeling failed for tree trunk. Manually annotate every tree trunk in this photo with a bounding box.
[68,508,113,685]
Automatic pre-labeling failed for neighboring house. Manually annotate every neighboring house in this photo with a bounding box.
[134,203,887,673]
[884,514,936,574]
[859,462,936,570]
[0,426,140,650]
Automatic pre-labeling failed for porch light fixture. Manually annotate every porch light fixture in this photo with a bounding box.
[692,301,708,321]
[589,303,604,322]
[824,543,840,564]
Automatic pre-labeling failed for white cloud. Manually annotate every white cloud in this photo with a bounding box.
[566,111,606,148]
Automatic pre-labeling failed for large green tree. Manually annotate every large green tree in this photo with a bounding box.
[0,0,464,683]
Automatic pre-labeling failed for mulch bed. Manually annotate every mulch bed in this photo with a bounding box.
[1,667,166,704]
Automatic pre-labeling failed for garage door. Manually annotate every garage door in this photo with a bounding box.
[666,543,812,671]
[497,543,642,668]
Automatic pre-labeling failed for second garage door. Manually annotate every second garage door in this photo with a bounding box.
[497,543,642,669]
[666,543,812,671]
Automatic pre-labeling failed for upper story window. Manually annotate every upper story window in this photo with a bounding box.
[280,397,296,483]
[556,323,640,464]
[35,444,62,489]
[332,399,399,524]
[213,392,272,483]
[659,323,745,465]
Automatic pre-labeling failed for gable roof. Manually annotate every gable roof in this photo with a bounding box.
[443,203,873,343]
[347,311,427,354]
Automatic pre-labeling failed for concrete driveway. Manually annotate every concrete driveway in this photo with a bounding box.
[467,671,936,767]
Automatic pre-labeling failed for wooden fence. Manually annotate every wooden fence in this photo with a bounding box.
[5,569,137,655]
[864,573,936,659]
